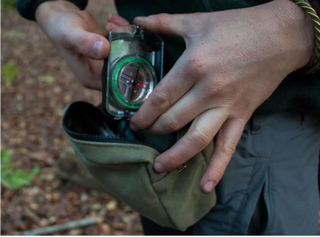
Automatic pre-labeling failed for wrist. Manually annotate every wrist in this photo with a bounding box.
[275,0,315,70]
[254,0,315,72]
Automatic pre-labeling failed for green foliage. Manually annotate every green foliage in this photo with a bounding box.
[1,149,40,190]
[42,75,54,83]
[4,30,26,39]
[1,0,16,10]
[2,60,21,85]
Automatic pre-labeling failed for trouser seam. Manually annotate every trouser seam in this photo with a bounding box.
[263,163,274,234]
[230,155,260,234]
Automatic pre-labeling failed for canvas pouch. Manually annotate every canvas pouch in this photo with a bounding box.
[62,101,216,231]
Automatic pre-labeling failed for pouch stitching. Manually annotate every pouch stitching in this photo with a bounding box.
[79,143,158,153]
[151,171,172,185]
[73,140,160,154]
[78,145,158,165]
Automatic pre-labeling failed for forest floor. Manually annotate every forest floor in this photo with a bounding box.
[1,1,143,235]
[1,0,320,235]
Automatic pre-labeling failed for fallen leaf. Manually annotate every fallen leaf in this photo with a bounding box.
[106,200,117,211]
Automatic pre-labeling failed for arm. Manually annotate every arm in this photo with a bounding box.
[130,0,315,193]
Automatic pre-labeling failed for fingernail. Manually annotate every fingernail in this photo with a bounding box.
[154,162,165,172]
[202,181,215,193]
[93,41,103,59]
[129,122,139,131]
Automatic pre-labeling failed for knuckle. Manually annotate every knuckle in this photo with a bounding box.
[59,31,80,52]
[216,141,237,156]
[162,116,181,132]
[136,117,152,129]
[155,13,170,24]
[57,30,70,45]
[149,92,171,112]
[78,35,89,51]
[149,13,171,32]
[211,166,226,182]
[187,129,212,149]
[200,75,233,100]
[185,55,207,78]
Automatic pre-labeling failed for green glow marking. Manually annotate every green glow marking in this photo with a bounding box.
[112,56,157,109]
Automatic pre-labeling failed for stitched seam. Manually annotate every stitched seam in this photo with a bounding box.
[230,156,259,234]
[263,167,273,234]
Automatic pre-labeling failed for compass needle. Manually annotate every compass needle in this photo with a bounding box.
[105,25,163,118]
[111,56,157,112]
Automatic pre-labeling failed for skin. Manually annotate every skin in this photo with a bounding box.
[35,1,110,90]
[36,0,315,193]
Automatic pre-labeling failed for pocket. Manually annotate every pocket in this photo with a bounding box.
[63,101,169,152]
[151,146,216,231]
[63,101,217,231]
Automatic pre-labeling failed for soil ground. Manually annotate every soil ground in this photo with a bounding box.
[1,1,320,235]
[1,1,143,235]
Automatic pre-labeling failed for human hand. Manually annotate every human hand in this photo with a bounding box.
[106,13,130,33]
[130,0,314,193]
[35,1,111,90]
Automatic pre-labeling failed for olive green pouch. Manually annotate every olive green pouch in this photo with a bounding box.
[62,101,216,231]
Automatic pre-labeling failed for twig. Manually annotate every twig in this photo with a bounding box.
[15,217,100,235]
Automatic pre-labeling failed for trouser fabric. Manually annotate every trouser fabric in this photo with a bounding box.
[142,112,320,235]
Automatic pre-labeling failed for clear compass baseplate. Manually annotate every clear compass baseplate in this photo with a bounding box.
[103,25,164,120]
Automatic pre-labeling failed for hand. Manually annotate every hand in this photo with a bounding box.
[130,0,314,193]
[106,13,130,33]
[35,1,111,90]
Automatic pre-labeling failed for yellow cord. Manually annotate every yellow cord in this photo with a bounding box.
[291,0,320,68]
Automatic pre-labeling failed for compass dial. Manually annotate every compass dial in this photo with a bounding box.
[112,56,157,109]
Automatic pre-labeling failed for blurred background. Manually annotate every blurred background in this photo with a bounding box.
[1,0,320,235]
[1,0,143,235]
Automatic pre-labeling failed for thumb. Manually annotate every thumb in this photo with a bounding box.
[133,14,188,37]
[63,29,110,59]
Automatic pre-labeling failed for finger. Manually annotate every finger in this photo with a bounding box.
[148,85,212,135]
[200,118,247,194]
[153,109,228,173]
[56,46,103,90]
[133,14,189,37]
[130,55,194,131]
[63,28,110,59]
[107,13,130,26]
[106,22,120,33]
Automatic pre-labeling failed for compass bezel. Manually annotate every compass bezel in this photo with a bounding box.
[111,55,157,109]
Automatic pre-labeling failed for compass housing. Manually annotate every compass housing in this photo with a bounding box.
[102,25,164,120]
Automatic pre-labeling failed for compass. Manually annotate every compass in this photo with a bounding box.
[111,55,157,110]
